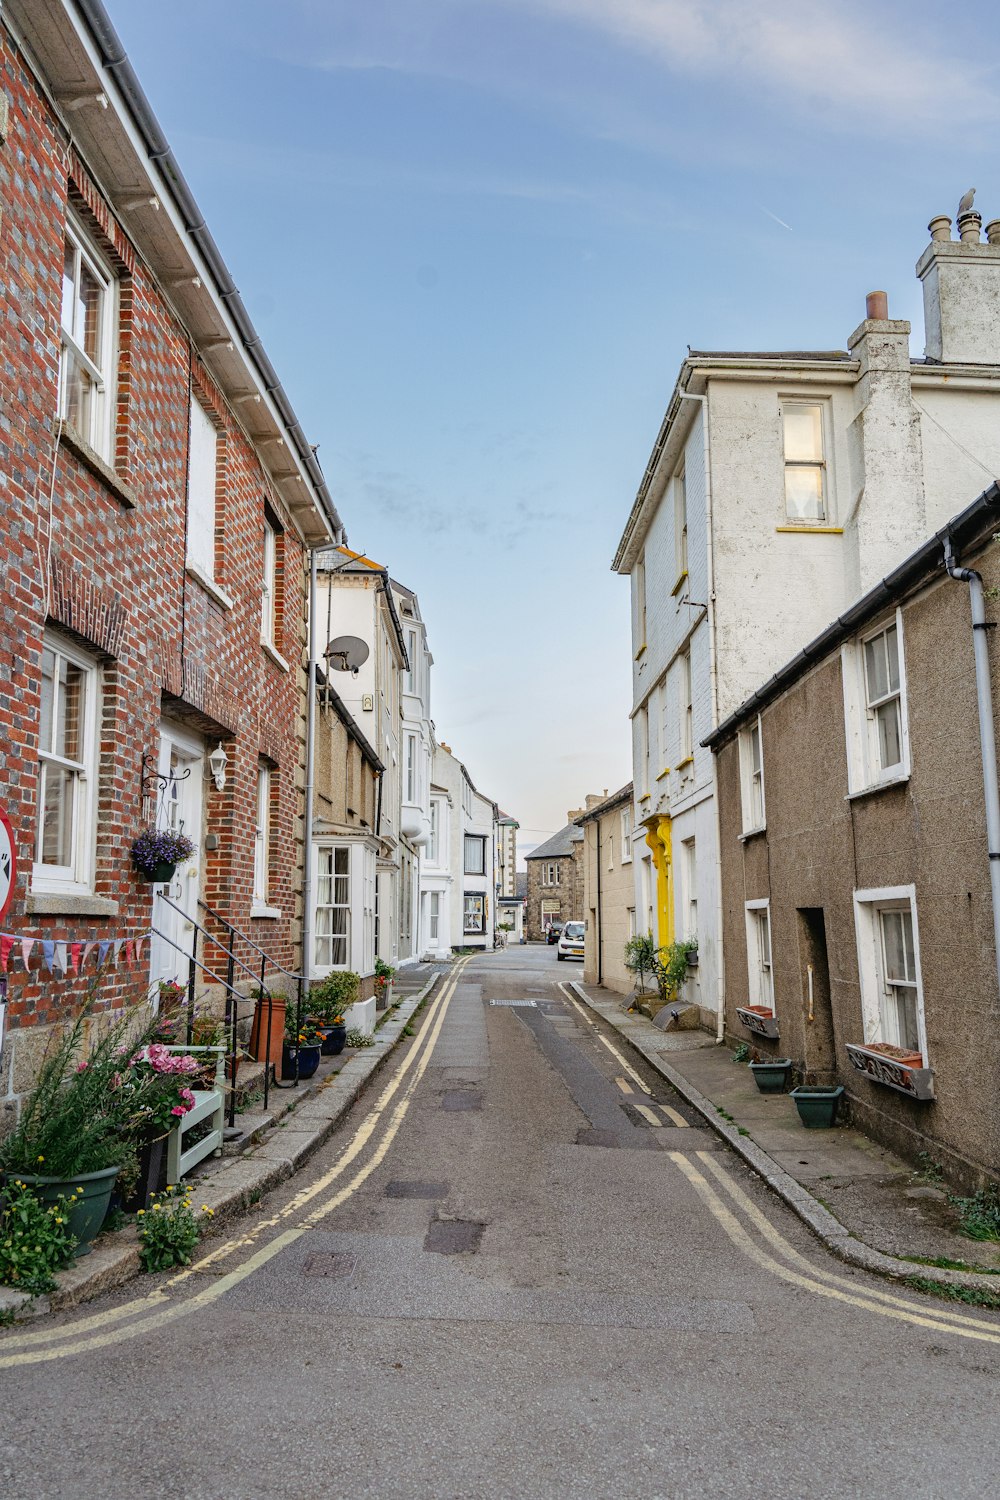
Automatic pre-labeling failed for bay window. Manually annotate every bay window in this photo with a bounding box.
[314,842,377,974]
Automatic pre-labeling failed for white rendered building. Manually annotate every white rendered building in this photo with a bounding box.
[424,743,501,954]
[392,579,434,964]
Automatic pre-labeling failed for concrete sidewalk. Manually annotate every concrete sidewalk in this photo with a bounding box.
[0,971,442,1323]
[570,979,1000,1298]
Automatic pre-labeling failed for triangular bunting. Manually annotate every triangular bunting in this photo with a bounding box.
[82,942,96,970]
[0,937,13,973]
[20,938,34,971]
[114,940,124,968]
[42,939,55,973]
[54,941,67,974]
[69,942,83,974]
[124,939,135,971]
[98,941,112,968]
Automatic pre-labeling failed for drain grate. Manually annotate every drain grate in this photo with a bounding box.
[302,1253,357,1279]
[489,999,536,1007]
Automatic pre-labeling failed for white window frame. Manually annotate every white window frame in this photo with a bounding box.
[60,211,117,460]
[738,717,766,834]
[186,397,219,583]
[429,890,441,943]
[679,649,693,762]
[744,899,774,1013]
[636,706,649,795]
[428,799,440,865]
[781,399,828,524]
[853,885,927,1060]
[621,805,633,864]
[253,763,270,909]
[33,632,100,896]
[674,466,688,580]
[405,732,417,804]
[842,609,910,795]
[634,555,647,649]
[464,891,486,935]
[406,629,418,694]
[261,517,277,646]
[681,836,697,940]
[313,840,377,976]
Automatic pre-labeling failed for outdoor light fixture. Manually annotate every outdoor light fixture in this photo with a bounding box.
[208,742,228,792]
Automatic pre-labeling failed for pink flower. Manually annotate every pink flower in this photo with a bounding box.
[180,1088,195,1105]
[170,1105,186,1116]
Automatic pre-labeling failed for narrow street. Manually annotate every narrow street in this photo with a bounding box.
[3,947,1000,1500]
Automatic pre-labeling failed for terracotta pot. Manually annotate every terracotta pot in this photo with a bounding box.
[249,994,286,1069]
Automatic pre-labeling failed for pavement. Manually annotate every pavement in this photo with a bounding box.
[5,946,1000,1499]
[570,975,1000,1292]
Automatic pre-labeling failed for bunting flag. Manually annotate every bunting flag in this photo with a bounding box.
[134,935,146,964]
[82,942,96,970]
[114,940,124,968]
[42,939,55,973]
[124,939,135,971]
[98,941,112,968]
[20,938,34,971]
[69,942,83,974]
[0,928,153,983]
[0,937,13,973]
[54,941,67,975]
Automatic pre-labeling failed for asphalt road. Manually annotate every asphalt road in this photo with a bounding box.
[3,945,1000,1500]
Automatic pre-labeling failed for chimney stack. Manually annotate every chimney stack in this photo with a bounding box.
[917,202,1000,363]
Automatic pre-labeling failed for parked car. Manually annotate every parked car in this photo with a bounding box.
[557,921,585,961]
[546,923,564,945]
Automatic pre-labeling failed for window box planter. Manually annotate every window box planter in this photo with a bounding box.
[845,1041,935,1101]
[735,1005,779,1040]
[749,1058,793,1093]
[790,1085,844,1129]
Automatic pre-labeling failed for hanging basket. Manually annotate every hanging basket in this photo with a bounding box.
[145,860,176,884]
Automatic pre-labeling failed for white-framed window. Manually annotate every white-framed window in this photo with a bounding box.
[745,899,774,1013]
[853,886,926,1059]
[607,831,615,873]
[621,805,633,863]
[407,629,418,694]
[842,610,910,794]
[60,212,116,459]
[679,649,693,761]
[315,845,350,968]
[429,890,440,943]
[739,717,766,833]
[186,397,219,580]
[428,799,440,864]
[782,401,827,523]
[253,762,271,907]
[464,834,486,876]
[636,706,649,794]
[627,906,637,939]
[405,733,417,803]
[674,466,688,579]
[34,633,99,894]
[542,862,560,887]
[635,555,647,648]
[261,517,277,646]
[464,892,486,934]
[682,837,697,939]
[659,684,669,772]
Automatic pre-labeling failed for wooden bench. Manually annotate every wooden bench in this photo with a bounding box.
[163,1045,225,1186]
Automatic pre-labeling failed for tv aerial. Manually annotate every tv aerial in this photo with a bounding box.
[325,635,369,677]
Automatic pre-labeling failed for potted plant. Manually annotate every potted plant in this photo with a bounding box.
[310,971,360,1053]
[624,933,657,998]
[249,987,286,1069]
[749,1056,794,1093]
[123,1042,202,1211]
[131,826,196,884]
[790,1083,845,1129]
[282,1013,323,1081]
[373,958,395,1010]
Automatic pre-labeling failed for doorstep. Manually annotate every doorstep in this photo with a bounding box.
[0,973,443,1323]
[569,980,1000,1299]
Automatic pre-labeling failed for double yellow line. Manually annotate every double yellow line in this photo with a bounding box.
[0,960,469,1369]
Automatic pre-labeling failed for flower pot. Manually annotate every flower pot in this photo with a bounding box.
[15,1165,121,1256]
[281,1042,321,1081]
[123,1133,167,1215]
[144,860,176,884]
[790,1085,844,1129]
[749,1058,793,1094]
[249,994,287,1069]
[320,1022,347,1057]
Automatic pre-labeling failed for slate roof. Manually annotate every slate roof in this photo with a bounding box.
[524,822,584,861]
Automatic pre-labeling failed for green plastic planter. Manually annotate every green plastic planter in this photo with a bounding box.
[14,1164,121,1256]
[749,1059,793,1094]
[790,1085,844,1129]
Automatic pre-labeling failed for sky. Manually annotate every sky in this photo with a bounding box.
[109,0,1000,856]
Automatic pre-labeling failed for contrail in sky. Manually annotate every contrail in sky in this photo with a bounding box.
[760,207,793,231]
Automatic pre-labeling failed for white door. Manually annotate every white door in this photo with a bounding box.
[149,723,204,991]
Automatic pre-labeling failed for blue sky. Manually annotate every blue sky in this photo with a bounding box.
[110,0,999,851]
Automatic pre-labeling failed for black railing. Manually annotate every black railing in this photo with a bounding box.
[153,894,307,1127]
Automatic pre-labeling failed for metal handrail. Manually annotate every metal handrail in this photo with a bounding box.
[197,896,306,981]
[158,892,267,990]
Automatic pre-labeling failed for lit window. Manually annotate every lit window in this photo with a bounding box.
[34,634,98,892]
[782,402,826,523]
[739,718,765,833]
[60,214,115,458]
[187,398,219,580]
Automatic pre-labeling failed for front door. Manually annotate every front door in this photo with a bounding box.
[149,723,204,992]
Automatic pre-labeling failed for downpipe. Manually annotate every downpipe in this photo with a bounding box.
[943,536,1000,1000]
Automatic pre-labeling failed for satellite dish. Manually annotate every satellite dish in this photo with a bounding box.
[325,635,369,675]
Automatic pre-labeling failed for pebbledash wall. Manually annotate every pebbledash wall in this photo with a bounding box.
[0,5,339,1127]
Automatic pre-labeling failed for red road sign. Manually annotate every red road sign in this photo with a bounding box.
[0,803,16,923]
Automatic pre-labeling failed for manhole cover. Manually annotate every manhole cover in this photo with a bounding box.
[385,1180,449,1200]
[302,1253,357,1279]
[489,999,536,1007]
[424,1219,484,1255]
[441,1091,483,1111]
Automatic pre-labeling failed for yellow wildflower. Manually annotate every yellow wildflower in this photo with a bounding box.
[136,1210,145,1217]
[36,1155,44,1163]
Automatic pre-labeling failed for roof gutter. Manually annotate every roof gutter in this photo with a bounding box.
[70,0,344,542]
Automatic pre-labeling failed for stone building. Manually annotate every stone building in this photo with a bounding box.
[0,0,342,1122]
[524,811,590,941]
[709,480,1000,1189]
[614,201,1000,1036]
[576,785,635,994]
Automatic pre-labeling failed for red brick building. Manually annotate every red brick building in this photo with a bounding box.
[0,1,343,1124]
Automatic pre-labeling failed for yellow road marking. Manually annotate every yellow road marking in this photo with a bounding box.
[635,1104,662,1128]
[558,983,652,1095]
[661,1105,689,1128]
[668,1151,1000,1345]
[0,963,468,1367]
[614,1077,633,1095]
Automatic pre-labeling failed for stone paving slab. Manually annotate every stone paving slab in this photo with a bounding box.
[569,979,1000,1298]
[0,974,441,1323]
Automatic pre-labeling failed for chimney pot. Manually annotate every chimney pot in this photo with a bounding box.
[928,214,952,243]
[958,209,983,245]
[986,220,1000,247]
[866,290,889,321]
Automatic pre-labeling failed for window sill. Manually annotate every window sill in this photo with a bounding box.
[59,423,137,509]
[250,903,283,921]
[27,891,120,918]
[845,1041,935,1100]
[186,563,234,612]
[846,773,910,803]
[634,644,647,661]
[656,768,671,782]
[775,524,843,535]
[676,755,694,770]
[261,639,290,673]
[738,825,767,843]
[671,570,689,597]
[638,793,651,803]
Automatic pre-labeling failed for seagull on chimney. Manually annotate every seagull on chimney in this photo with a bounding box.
[958,187,976,216]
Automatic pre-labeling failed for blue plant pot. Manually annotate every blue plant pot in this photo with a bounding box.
[282,1043,321,1081]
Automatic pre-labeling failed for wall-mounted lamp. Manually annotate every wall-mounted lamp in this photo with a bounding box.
[208,742,228,792]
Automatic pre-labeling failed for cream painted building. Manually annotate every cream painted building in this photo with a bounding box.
[614,202,1000,1029]
[576,785,636,995]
